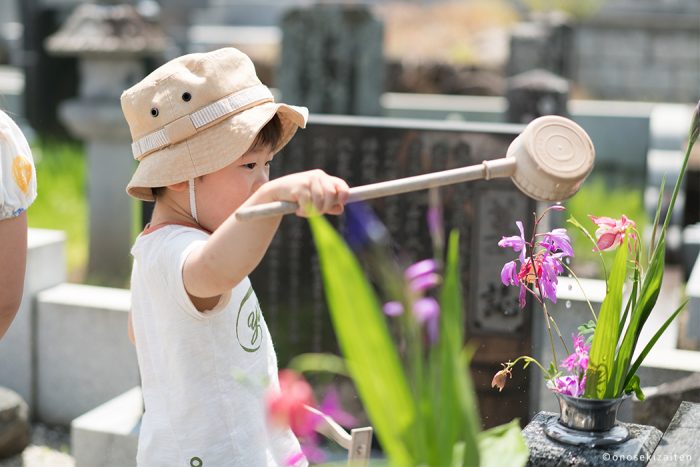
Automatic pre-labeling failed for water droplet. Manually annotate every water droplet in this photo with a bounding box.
[565,300,572,309]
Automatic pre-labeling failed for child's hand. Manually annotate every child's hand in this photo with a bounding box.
[264,169,349,217]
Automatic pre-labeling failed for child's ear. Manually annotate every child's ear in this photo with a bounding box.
[166,181,188,192]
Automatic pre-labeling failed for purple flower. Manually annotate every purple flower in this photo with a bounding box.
[409,273,441,292]
[552,374,586,397]
[405,259,438,282]
[343,202,389,251]
[412,297,440,343]
[404,259,441,293]
[538,252,565,304]
[383,301,404,317]
[500,260,518,286]
[498,221,527,262]
[539,228,574,257]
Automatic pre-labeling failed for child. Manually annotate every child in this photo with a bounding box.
[121,48,349,466]
[0,110,37,339]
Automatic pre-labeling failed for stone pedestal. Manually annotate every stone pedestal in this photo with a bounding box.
[523,412,662,466]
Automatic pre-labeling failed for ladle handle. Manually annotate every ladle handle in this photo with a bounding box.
[235,157,516,221]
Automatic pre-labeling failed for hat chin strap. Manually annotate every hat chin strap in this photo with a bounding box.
[188,179,199,223]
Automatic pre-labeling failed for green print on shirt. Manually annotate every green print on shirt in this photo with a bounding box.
[236,286,262,352]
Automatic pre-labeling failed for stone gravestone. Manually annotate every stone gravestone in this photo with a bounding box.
[277,3,383,116]
[506,69,569,124]
[249,114,536,428]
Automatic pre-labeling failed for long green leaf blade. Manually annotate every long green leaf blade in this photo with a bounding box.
[436,231,479,467]
[308,215,414,465]
[610,237,665,397]
[584,238,628,398]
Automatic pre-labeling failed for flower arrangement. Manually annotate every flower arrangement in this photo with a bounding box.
[493,101,700,401]
[269,194,529,466]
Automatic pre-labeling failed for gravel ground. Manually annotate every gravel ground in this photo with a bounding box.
[0,424,74,467]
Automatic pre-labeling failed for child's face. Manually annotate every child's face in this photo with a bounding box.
[195,146,274,231]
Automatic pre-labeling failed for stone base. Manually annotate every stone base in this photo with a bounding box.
[71,387,142,467]
[523,412,662,466]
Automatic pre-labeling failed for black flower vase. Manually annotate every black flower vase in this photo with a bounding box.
[544,392,631,447]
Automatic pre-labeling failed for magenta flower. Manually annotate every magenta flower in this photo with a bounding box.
[405,259,438,282]
[552,374,586,397]
[319,388,357,429]
[498,221,527,261]
[413,297,440,343]
[383,301,404,317]
[560,334,590,373]
[500,260,518,286]
[590,215,636,251]
[538,252,565,304]
[539,228,574,257]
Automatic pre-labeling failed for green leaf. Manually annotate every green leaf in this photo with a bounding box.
[430,231,480,467]
[477,420,529,467]
[584,237,628,399]
[623,299,688,389]
[609,238,665,397]
[618,255,639,342]
[308,215,415,465]
[649,177,665,255]
[625,374,645,401]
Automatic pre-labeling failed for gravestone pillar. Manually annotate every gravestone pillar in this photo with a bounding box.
[278,3,384,116]
[505,68,569,124]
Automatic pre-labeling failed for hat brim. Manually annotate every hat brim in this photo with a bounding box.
[126,102,308,201]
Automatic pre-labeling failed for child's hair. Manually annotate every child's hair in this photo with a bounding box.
[152,114,283,198]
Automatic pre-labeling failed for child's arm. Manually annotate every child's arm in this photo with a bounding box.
[183,170,348,309]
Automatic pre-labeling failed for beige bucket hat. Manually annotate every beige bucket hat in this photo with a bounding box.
[121,47,308,201]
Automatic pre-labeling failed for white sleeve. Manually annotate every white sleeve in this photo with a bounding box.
[161,231,232,320]
[0,111,37,220]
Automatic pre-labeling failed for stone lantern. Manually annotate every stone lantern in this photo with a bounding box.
[46,3,167,285]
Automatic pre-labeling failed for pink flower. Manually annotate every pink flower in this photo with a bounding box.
[269,372,357,466]
[383,301,404,317]
[267,370,318,439]
[590,215,636,251]
[560,334,590,373]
